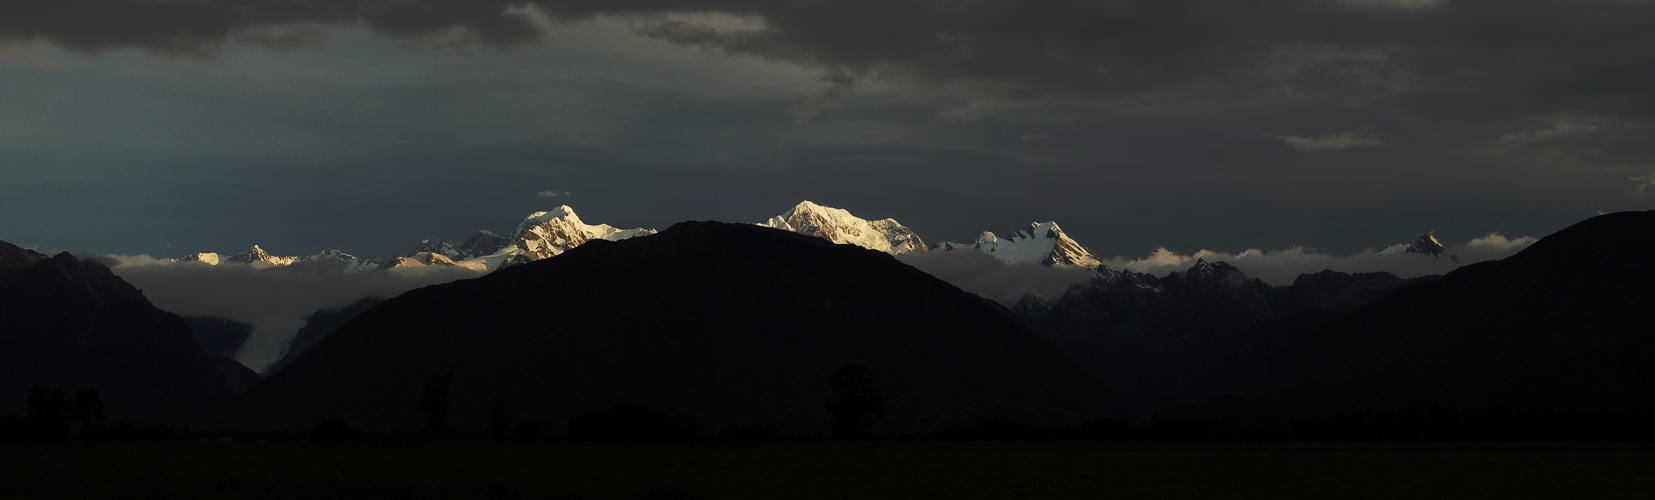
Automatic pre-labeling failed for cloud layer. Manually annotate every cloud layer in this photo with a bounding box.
[94,255,483,373]
[1268,130,1386,151]
[1102,232,1538,286]
[6,0,1653,129]
[898,250,1095,305]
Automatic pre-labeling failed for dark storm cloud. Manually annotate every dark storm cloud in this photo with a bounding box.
[7,1,1652,126]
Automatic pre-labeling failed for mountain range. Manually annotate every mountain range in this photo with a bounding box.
[153,200,1444,285]
[216,222,1129,433]
[7,202,1631,435]
[1164,210,1655,420]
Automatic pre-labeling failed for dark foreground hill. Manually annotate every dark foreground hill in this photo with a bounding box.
[263,297,385,376]
[1171,210,1655,420]
[1016,261,1435,415]
[219,222,1129,433]
[0,241,246,425]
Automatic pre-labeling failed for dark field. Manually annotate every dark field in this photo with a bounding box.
[3,442,1654,499]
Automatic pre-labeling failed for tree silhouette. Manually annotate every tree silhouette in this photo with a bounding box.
[488,395,512,441]
[25,386,73,444]
[418,371,455,435]
[825,364,885,441]
[71,387,106,437]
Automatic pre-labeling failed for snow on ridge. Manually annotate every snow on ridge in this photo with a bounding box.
[170,246,378,272]
[938,221,1102,268]
[505,206,658,261]
[758,200,928,255]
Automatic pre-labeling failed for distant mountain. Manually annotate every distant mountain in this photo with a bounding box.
[385,206,655,271]
[936,221,1102,268]
[504,206,657,260]
[758,201,928,255]
[1380,233,1458,263]
[380,251,472,271]
[176,246,379,272]
[164,206,653,273]
[221,245,295,266]
[217,222,1127,433]
[263,297,386,376]
[1169,210,1655,420]
[406,230,509,262]
[0,240,244,425]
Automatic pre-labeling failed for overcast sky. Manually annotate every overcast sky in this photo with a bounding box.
[5,0,1653,261]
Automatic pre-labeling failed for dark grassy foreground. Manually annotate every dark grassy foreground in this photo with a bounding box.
[4,442,1655,499]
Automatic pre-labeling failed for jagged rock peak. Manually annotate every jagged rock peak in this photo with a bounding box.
[506,206,657,261]
[175,252,222,265]
[405,230,510,263]
[1380,232,1459,263]
[938,220,1101,268]
[1171,259,1254,287]
[1410,233,1448,256]
[224,245,296,265]
[379,252,458,270]
[757,200,928,256]
[0,240,51,269]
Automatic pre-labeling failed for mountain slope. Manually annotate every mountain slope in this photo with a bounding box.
[218,222,1126,433]
[1019,261,1433,415]
[759,201,928,255]
[936,221,1101,268]
[263,297,386,376]
[0,240,241,424]
[1175,210,1655,419]
[506,206,657,261]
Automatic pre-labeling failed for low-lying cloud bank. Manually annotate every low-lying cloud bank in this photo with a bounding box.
[1101,233,1538,286]
[903,233,1536,304]
[90,255,483,373]
[898,250,1095,306]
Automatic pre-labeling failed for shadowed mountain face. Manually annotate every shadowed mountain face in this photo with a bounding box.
[183,317,253,358]
[0,241,241,424]
[1171,210,1655,420]
[263,297,386,376]
[218,222,1128,433]
[1015,261,1434,415]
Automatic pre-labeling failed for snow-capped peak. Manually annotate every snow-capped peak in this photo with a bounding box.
[513,206,583,234]
[504,206,657,261]
[936,221,1101,268]
[1379,232,1458,263]
[757,200,928,255]
[175,252,222,265]
[292,250,379,272]
[224,245,297,266]
[174,246,376,271]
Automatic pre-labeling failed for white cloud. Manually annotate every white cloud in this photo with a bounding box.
[1267,129,1387,151]
[537,190,571,197]
[1100,232,1537,286]
[1499,118,1601,143]
[898,249,1094,306]
[1632,170,1655,197]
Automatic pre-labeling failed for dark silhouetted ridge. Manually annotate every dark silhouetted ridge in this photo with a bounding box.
[1171,210,1655,420]
[219,222,1128,432]
[0,241,241,424]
